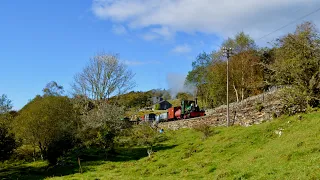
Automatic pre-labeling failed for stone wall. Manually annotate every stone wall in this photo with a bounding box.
[158,90,284,130]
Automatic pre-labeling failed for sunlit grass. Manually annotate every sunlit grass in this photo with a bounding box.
[1,112,320,179]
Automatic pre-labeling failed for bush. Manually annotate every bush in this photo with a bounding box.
[130,124,168,157]
[255,102,264,112]
[78,103,129,153]
[154,104,160,110]
[11,145,40,162]
[193,123,212,139]
[279,87,310,115]
[272,112,278,119]
[183,144,198,158]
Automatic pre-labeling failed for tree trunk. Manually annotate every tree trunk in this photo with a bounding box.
[241,88,244,101]
[38,142,45,160]
[147,148,153,158]
[233,83,239,102]
[33,147,36,162]
[78,157,83,173]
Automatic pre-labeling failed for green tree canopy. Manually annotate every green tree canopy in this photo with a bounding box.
[176,92,193,100]
[270,21,320,112]
[13,96,78,164]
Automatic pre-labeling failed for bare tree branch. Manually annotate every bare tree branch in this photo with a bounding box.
[72,52,136,102]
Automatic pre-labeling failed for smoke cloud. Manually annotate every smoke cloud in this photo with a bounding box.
[166,73,196,99]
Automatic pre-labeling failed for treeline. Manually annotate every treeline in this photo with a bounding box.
[0,54,165,165]
[0,92,164,165]
[109,89,172,109]
[186,21,320,114]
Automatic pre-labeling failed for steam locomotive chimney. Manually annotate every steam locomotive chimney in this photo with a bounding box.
[195,97,198,106]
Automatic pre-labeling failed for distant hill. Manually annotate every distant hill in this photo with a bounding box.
[109,89,172,109]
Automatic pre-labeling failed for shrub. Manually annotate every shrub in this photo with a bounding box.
[272,112,278,119]
[130,124,167,157]
[255,102,264,112]
[12,145,40,162]
[193,123,212,139]
[78,103,129,154]
[154,104,160,110]
[183,144,198,158]
[279,87,310,115]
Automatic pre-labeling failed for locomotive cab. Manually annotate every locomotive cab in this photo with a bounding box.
[167,98,205,121]
[181,98,205,119]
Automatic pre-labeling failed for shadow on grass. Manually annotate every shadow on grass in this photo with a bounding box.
[0,162,78,180]
[0,144,177,180]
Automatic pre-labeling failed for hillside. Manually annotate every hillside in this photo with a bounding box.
[1,112,319,179]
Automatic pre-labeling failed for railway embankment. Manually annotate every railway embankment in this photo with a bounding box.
[158,90,284,130]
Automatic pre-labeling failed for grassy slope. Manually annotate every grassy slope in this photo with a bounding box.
[1,112,320,180]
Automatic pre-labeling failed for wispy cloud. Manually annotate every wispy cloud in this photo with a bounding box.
[123,60,161,66]
[141,26,174,41]
[112,24,127,35]
[150,26,173,40]
[141,33,159,41]
[172,44,191,54]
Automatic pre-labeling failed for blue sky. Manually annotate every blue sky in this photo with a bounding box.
[1,0,319,110]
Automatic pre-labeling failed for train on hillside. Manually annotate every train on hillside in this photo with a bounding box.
[140,98,206,123]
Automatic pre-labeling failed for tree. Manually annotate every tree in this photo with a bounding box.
[185,32,263,108]
[42,81,64,96]
[270,22,320,113]
[258,47,276,91]
[0,95,18,161]
[222,32,262,102]
[162,90,172,100]
[78,103,130,157]
[229,50,263,101]
[130,124,167,157]
[185,52,212,107]
[207,58,228,107]
[110,91,153,109]
[13,96,78,164]
[0,94,13,114]
[0,123,17,161]
[176,92,193,100]
[72,52,136,101]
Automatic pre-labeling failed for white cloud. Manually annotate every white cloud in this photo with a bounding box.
[141,33,159,41]
[150,26,174,39]
[112,24,127,35]
[172,44,191,53]
[141,26,174,40]
[123,60,161,66]
[92,0,320,43]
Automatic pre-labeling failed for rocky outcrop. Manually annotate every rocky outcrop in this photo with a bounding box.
[158,90,283,130]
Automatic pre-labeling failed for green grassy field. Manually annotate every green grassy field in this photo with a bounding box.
[1,112,320,180]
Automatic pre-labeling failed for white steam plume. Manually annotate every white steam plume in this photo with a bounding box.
[166,73,196,99]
